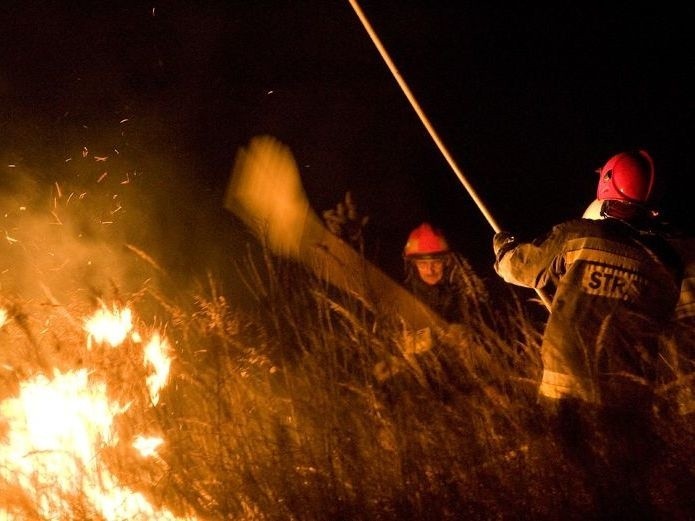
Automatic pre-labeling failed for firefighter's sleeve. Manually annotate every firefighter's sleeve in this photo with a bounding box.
[494,227,560,289]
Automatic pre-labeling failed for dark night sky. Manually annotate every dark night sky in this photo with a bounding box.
[1,2,694,296]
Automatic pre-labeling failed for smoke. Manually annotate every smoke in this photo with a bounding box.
[0,145,164,305]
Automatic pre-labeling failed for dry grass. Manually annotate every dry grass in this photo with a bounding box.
[0,161,693,519]
[0,244,691,520]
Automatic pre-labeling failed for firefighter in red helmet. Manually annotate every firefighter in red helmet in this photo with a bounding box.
[404,222,450,282]
[372,222,485,394]
[403,222,468,325]
[492,149,685,518]
[373,222,482,380]
[494,150,674,404]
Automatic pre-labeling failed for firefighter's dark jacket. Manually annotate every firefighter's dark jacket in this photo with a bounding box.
[495,217,682,403]
[407,273,463,325]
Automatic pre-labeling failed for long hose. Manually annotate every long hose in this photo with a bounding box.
[348,0,552,310]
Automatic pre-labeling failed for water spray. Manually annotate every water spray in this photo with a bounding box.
[348,0,552,311]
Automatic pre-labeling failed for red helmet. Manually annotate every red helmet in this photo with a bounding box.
[596,150,654,203]
[403,223,450,258]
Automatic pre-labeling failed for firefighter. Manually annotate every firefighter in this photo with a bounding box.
[402,222,465,326]
[373,223,477,388]
[492,150,685,518]
[400,222,492,353]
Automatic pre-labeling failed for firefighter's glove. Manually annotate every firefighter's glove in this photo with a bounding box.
[493,231,517,260]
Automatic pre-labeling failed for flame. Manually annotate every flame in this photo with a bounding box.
[0,370,193,520]
[84,304,134,349]
[0,303,196,520]
[133,435,164,458]
[144,333,171,406]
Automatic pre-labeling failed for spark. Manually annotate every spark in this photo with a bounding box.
[125,244,163,272]
[50,211,63,225]
[97,172,108,183]
[82,147,89,158]
[94,156,108,162]
[54,182,62,198]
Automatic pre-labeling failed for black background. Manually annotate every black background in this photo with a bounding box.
[2,2,693,293]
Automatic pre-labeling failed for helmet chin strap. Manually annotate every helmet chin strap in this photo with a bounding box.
[602,200,652,221]
[584,199,660,226]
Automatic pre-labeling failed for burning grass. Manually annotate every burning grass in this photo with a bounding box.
[0,153,692,519]
[0,245,692,520]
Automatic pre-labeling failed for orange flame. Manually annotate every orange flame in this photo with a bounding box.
[144,333,171,406]
[0,303,195,519]
[84,304,134,349]
[133,435,164,458]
